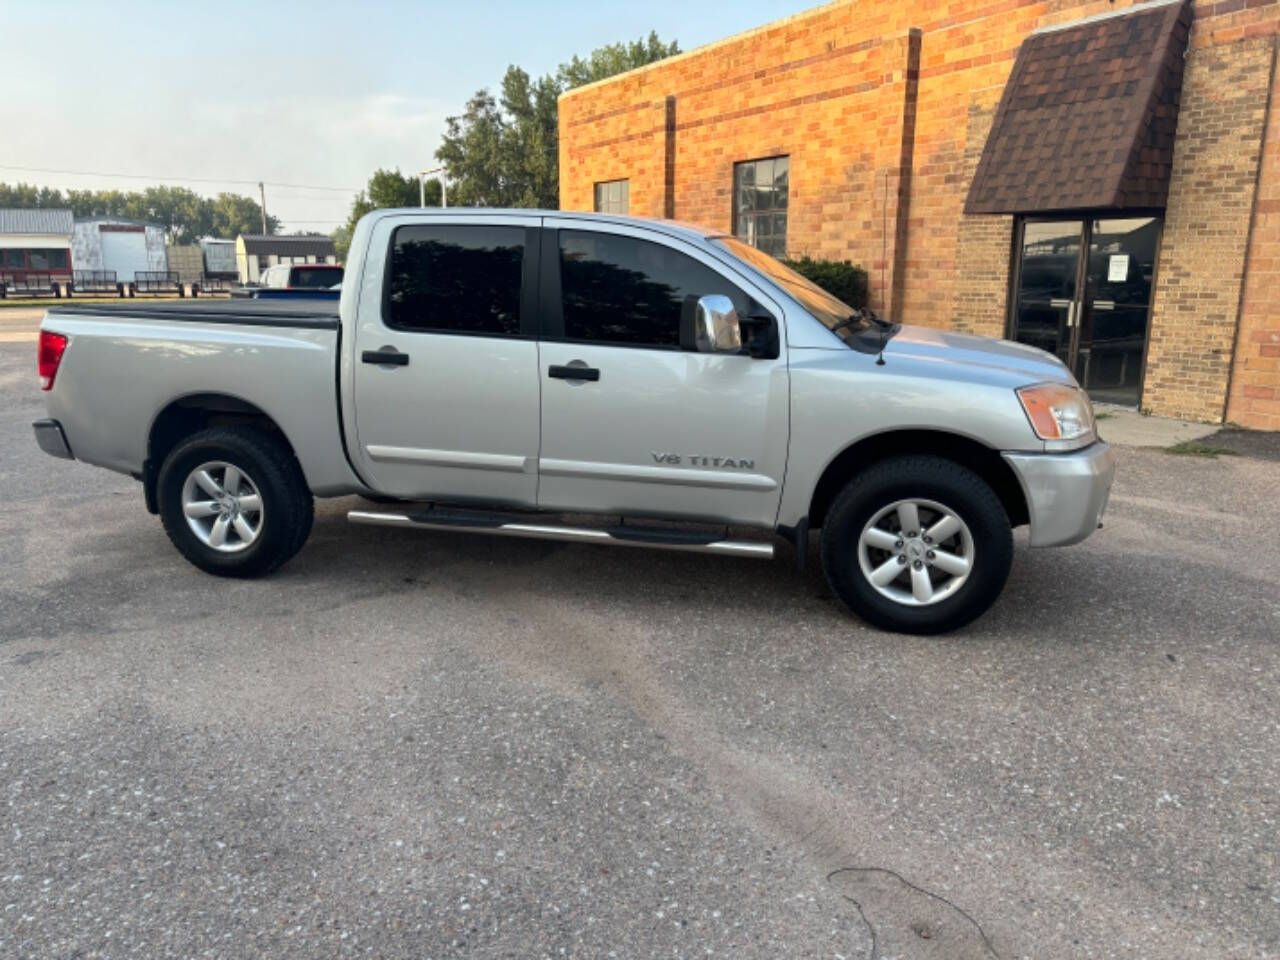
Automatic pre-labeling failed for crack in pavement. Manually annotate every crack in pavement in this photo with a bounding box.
[828,866,1000,959]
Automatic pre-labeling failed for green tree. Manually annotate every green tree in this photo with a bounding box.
[332,168,441,261]
[0,181,275,241]
[556,31,681,89]
[207,192,279,239]
[434,32,679,210]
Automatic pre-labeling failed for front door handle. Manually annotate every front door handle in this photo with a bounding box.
[362,349,409,366]
[548,364,600,382]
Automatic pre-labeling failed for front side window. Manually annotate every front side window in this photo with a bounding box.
[386,224,524,336]
[593,179,629,214]
[45,249,68,269]
[27,250,50,270]
[559,230,746,348]
[733,156,789,258]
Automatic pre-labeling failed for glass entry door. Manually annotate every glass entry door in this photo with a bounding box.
[1011,216,1160,406]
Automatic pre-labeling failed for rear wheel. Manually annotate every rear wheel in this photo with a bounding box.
[820,455,1012,634]
[157,426,313,577]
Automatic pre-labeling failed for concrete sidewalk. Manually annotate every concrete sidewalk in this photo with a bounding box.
[1093,403,1219,447]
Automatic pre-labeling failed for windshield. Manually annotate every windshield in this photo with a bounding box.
[714,237,863,332]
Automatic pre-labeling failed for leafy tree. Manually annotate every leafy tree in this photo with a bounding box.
[0,181,276,242]
[434,32,679,211]
[556,31,681,89]
[208,192,279,240]
[332,168,441,261]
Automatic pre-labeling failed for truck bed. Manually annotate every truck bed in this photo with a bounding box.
[48,298,339,329]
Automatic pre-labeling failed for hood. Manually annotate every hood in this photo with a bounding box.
[883,324,1075,387]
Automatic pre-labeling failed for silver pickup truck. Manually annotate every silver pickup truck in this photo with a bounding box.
[32,209,1114,633]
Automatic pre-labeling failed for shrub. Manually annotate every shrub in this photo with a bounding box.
[781,256,869,308]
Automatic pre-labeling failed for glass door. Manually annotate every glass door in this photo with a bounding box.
[1077,217,1159,406]
[1011,220,1085,367]
[1011,216,1160,407]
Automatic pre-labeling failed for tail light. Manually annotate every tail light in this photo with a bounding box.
[38,330,68,391]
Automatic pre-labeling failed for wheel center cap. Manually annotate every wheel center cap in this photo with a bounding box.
[907,540,924,559]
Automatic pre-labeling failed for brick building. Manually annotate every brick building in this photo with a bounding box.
[558,0,1280,428]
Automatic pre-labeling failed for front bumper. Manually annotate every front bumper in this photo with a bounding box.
[1002,441,1115,547]
[32,418,74,460]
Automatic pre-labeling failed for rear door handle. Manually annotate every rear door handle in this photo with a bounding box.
[548,364,600,382]
[362,349,409,366]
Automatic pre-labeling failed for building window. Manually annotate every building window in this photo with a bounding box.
[593,179,629,214]
[733,156,789,258]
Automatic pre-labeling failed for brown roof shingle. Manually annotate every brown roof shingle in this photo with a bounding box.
[965,0,1192,215]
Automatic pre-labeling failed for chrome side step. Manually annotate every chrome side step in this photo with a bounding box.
[347,508,775,560]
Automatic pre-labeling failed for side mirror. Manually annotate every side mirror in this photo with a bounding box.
[685,294,742,353]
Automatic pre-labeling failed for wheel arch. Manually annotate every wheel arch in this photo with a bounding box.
[806,429,1029,531]
[143,392,299,514]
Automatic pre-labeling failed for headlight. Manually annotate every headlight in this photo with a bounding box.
[1016,382,1095,442]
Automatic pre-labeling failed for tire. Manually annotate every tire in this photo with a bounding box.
[820,455,1012,634]
[157,426,314,578]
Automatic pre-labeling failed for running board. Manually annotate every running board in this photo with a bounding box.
[347,508,775,560]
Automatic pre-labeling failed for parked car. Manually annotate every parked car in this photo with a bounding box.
[232,263,343,299]
[32,209,1114,633]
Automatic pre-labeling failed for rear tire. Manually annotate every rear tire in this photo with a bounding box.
[820,455,1012,634]
[157,426,313,577]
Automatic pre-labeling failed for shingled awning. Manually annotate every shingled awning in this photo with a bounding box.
[965,0,1191,215]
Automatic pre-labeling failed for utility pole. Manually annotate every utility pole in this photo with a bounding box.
[258,181,268,234]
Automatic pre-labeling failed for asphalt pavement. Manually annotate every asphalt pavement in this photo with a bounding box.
[1,337,1277,959]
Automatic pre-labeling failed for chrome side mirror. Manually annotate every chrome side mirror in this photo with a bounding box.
[694,294,742,353]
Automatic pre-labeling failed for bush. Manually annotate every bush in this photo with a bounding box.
[781,256,869,308]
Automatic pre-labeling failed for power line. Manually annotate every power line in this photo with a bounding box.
[0,163,359,193]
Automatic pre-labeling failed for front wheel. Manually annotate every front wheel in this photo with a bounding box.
[157,426,314,577]
[820,456,1013,634]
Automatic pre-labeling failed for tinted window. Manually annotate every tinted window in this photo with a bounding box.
[3,249,25,269]
[28,250,49,270]
[559,231,746,347]
[46,249,68,269]
[290,266,342,288]
[387,225,524,335]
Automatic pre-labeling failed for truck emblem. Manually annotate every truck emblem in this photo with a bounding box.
[652,452,755,470]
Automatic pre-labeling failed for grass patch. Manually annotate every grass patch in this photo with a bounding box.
[1164,440,1239,459]
[1093,412,1115,421]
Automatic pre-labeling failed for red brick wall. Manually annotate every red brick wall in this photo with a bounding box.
[1226,38,1280,430]
[560,0,1280,426]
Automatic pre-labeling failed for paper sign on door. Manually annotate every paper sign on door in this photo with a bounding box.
[1107,254,1130,283]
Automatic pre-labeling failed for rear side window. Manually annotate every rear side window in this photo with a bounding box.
[387,224,524,336]
[3,249,25,269]
[559,231,746,347]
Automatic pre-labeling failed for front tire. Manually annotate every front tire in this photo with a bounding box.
[157,426,313,577]
[820,455,1012,634]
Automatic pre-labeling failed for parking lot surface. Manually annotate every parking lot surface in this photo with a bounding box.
[1,338,1277,959]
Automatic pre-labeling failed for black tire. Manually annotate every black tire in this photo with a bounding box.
[820,455,1012,634]
[157,426,313,578]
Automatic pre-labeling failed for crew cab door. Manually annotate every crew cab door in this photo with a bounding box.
[349,213,541,504]
[536,220,789,528]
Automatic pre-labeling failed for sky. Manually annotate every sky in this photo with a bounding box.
[0,0,815,232]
